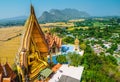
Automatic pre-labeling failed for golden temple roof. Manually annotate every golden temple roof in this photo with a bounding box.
[21,5,49,53]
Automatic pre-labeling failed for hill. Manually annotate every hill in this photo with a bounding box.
[39,8,90,23]
[0,16,27,27]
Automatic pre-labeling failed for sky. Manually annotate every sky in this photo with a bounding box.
[0,0,120,19]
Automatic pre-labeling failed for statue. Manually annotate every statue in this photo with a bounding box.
[74,37,80,52]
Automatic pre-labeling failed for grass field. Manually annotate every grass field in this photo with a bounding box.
[0,26,23,65]
[67,26,89,31]
[0,37,21,64]
[40,22,74,28]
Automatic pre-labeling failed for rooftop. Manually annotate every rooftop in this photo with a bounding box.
[49,64,84,82]
[40,68,53,79]
[52,63,62,72]
[59,75,80,82]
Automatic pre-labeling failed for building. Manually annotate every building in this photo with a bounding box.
[45,32,62,55]
[49,64,84,82]
[16,5,50,82]
[0,63,16,82]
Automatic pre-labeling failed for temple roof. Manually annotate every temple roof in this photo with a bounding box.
[45,33,62,48]
[21,5,49,53]
[0,63,16,81]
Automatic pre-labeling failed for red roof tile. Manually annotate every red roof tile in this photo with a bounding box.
[52,64,62,72]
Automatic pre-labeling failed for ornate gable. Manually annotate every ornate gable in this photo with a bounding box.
[21,5,49,53]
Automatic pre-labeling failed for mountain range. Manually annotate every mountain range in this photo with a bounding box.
[0,16,27,27]
[38,8,90,23]
[0,8,90,27]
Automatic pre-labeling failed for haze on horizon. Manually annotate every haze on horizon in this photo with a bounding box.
[0,0,120,19]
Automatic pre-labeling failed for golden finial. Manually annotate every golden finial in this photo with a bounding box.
[30,4,35,15]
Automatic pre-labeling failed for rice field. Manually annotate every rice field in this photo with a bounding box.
[0,26,23,65]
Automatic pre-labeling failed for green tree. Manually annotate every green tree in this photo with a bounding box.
[62,36,74,44]
[111,43,118,51]
[67,52,82,67]
[80,43,87,50]
[56,55,67,64]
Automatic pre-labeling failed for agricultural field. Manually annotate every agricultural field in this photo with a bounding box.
[0,26,23,65]
[40,22,74,28]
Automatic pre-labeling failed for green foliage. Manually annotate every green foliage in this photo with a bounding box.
[111,43,118,51]
[114,72,120,81]
[106,48,114,55]
[74,19,93,27]
[106,43,118,55]
[62,36,74,44]
[82,70,116,82]
[67,52,82,67]
[80,43,87,50]
[12,63,18,74]
[71,17,120,40]
[105,55,118,65]
[57,52,82,67]
[50,27,67,36]
[56,55,67,64]
[93,22,104,27]
[81,53,102,70]
[81,52,119,82]
[84,45,93,54]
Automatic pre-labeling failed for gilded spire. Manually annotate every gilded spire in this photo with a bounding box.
[74,37,80,52]
[30,4,35,15]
